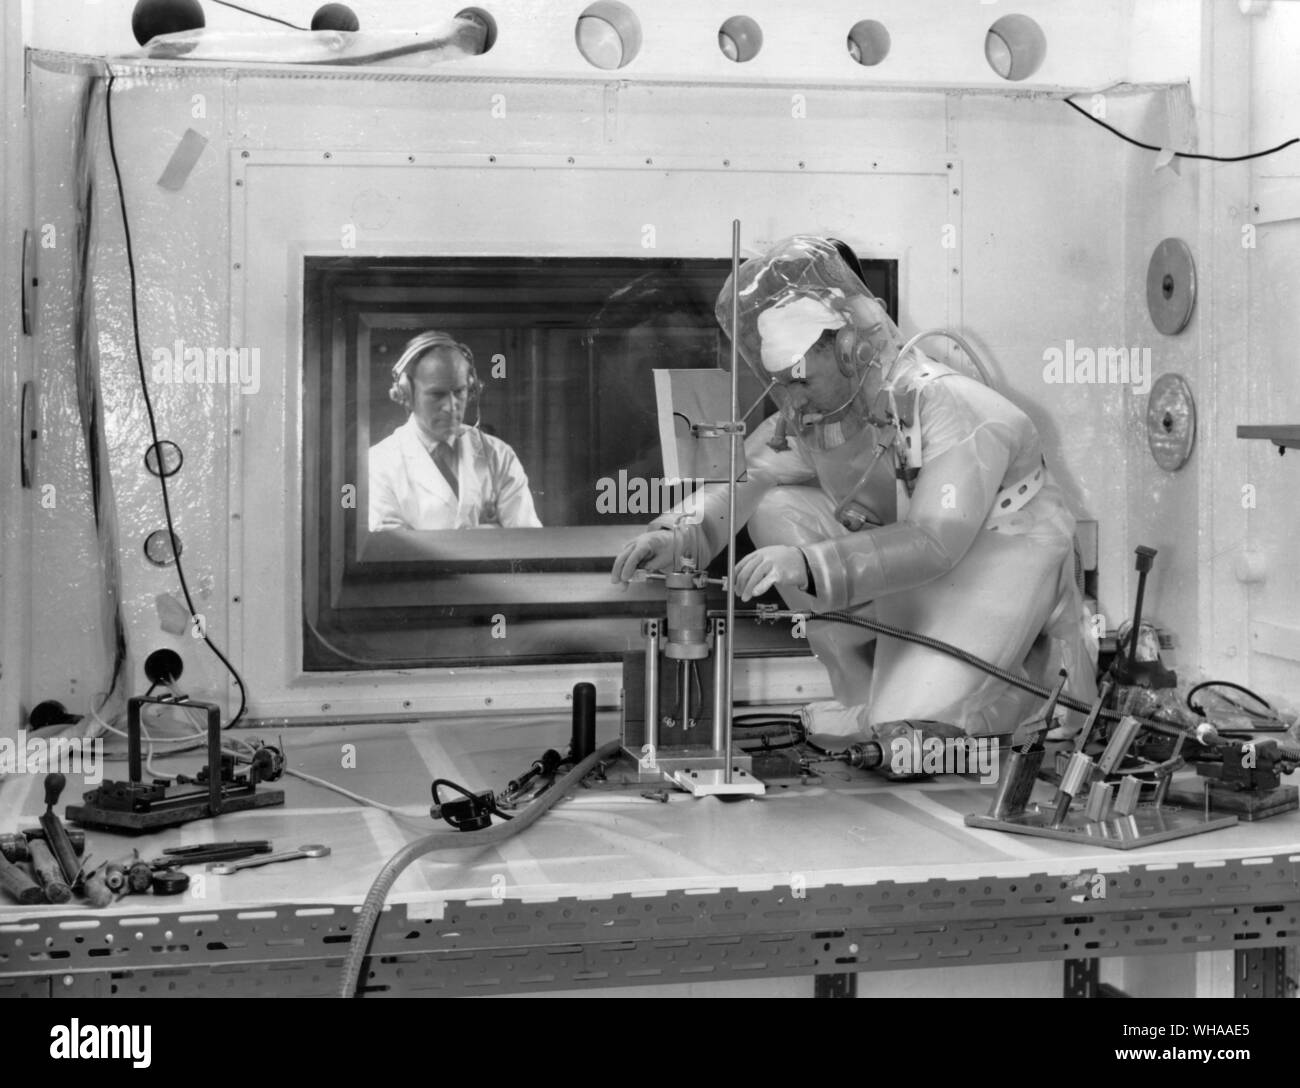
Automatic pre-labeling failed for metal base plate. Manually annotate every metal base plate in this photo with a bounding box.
[1165,782,1299,822]
[66,788,286,833]
[616,745,765,796]
[965,802,1237,850]
[667,766,765,797]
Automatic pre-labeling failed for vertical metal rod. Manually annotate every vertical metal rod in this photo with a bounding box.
[678,660,692,733]
[644,622,660,757]
[712,618,729,751]
[127,700,143,783]
[723,219,741,781]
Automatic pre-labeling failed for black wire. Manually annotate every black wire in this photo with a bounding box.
[733,712,801,726]
[811,609,1118,723]
[430,778,479,806]
[104,74,249,729]
[1186,680,1274,719]
[209,0,308,31]
[431,778,512,827]
[1063,97,1300,163]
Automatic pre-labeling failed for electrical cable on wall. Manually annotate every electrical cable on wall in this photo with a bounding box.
[1063,95,1299,163]
[209,0,308,31]
[104,71,249,729]
[71,77,131,727]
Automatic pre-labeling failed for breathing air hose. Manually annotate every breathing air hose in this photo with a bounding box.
[339,737,622,998]
[814,610,1125,727]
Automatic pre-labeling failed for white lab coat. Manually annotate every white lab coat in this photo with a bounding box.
[368,417,542,530]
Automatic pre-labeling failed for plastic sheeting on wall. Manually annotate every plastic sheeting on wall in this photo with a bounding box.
[129,15,487,67]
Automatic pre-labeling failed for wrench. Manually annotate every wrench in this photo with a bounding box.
[207,844,330,875]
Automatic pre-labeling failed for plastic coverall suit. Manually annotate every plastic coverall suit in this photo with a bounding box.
[649,237,1097,740]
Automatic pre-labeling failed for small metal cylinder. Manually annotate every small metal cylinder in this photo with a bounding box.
[1114,775,1142,816]
[1059,750,1095,798]
[1097,715,1143,777]
[987,746,1044,819]
[1085,780,1114,822]
[846,742,883,770]
[1052,750,1095,826]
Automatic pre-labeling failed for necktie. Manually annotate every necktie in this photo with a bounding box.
[431,442,459,498]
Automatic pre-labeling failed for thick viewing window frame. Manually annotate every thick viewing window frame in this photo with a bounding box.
[302,254,898,670]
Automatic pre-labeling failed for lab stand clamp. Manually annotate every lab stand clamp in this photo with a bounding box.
[618,565,765,798]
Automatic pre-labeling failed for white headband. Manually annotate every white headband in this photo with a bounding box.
[756,297,846,374]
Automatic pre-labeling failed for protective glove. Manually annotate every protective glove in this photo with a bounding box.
[611,529,677,583]
[733,545,809,601]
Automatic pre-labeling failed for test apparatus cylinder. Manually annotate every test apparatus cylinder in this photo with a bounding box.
[664,575,709,660]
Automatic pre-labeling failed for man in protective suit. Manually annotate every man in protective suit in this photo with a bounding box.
[611,236,1095,743]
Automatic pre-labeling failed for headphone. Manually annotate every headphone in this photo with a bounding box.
[821,238,886,377]
[832,299,892,376]
[387,330,482,410]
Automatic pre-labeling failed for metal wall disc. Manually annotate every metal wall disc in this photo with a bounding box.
[1147,373,1196,471]
[1146,238,1196,335]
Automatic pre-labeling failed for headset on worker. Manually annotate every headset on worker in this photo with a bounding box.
[387,330,483,412]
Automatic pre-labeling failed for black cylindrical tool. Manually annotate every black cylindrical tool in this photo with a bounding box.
[571,683,596,761]
[1114,546,1157,683]
[151,869,190,896]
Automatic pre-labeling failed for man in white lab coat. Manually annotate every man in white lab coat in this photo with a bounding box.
[368,331,542,530]
[611,237,1096,741]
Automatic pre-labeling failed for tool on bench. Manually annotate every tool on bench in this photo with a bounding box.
[151,840,273,867]
[80,863,114,908]
[66,695,284,832]
[207,844,330,875]
[501,750,563,804]
[151,869,191,895]
[1049,677,1112,827]
[0,828,86,863]
[0,851,43,904]
[1109,546,1176,689]
[967,658,1239,849]
[40,775,86,884]
[27,839,71,903]
[1,821,90,905]
[103,853,155,895]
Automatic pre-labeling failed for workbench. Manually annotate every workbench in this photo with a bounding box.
[1,715,1297,998]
